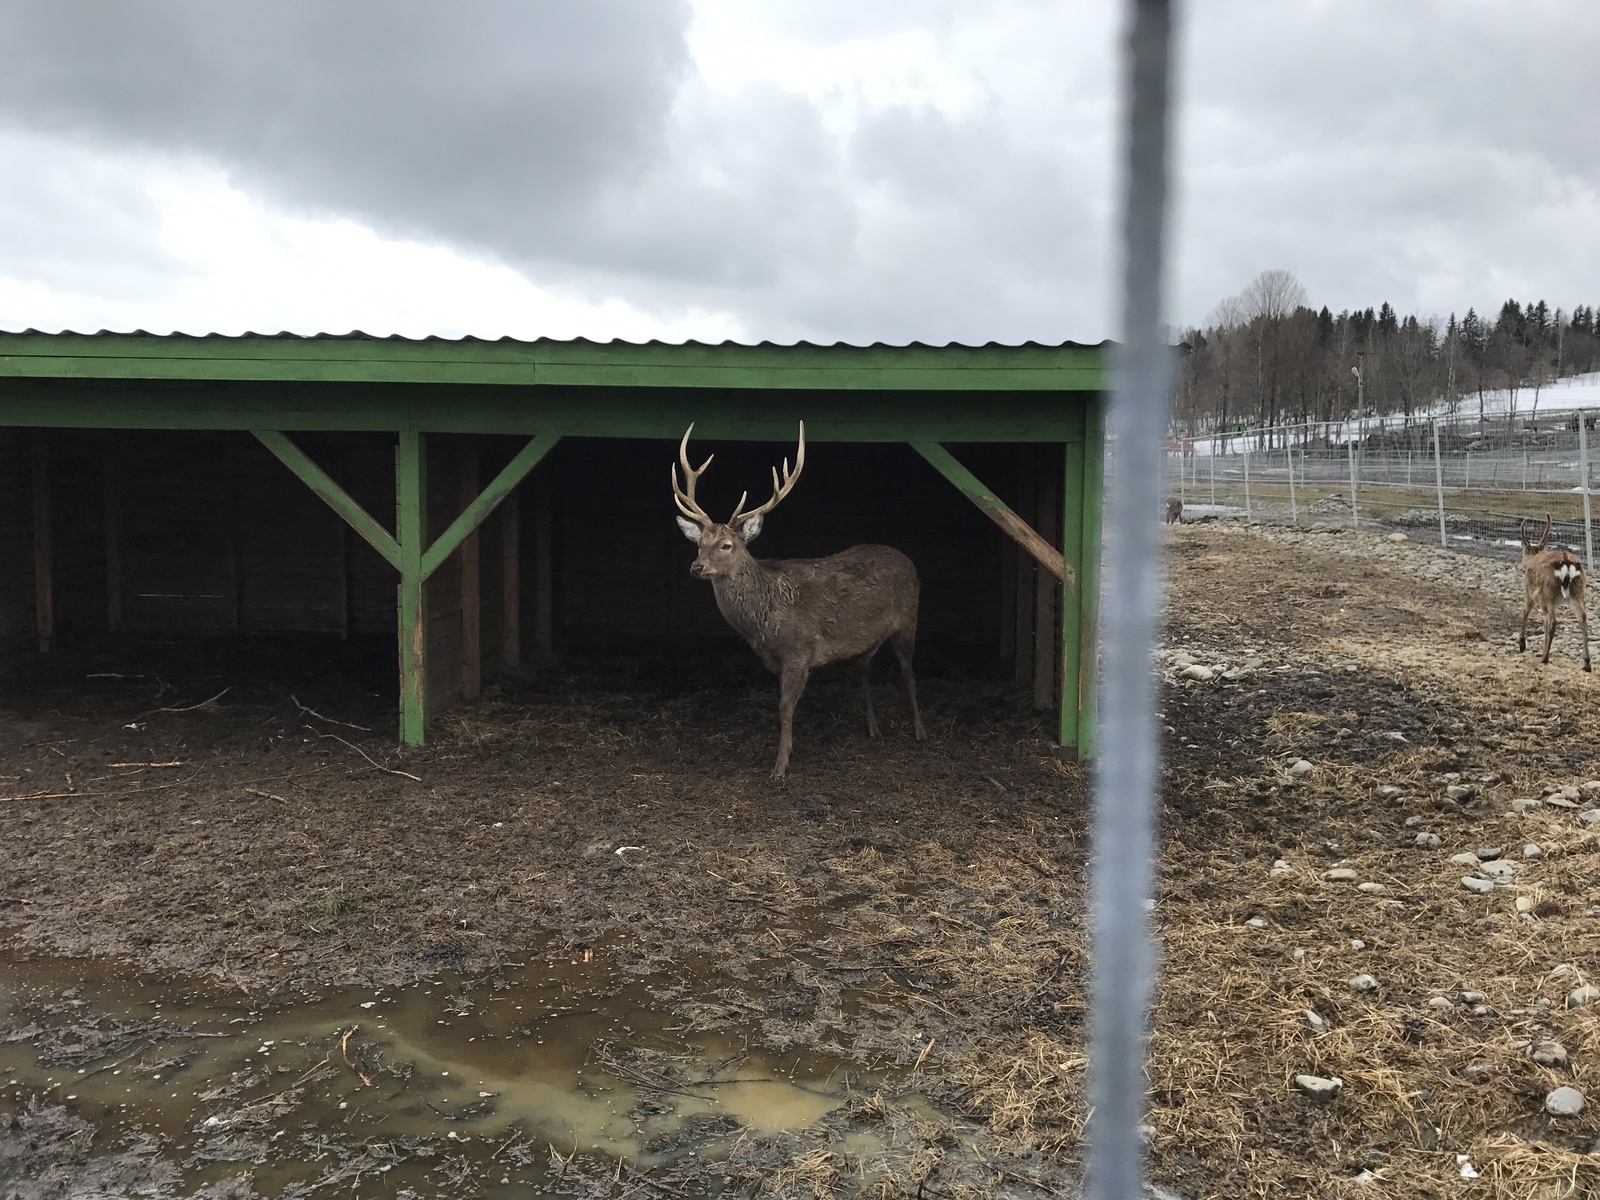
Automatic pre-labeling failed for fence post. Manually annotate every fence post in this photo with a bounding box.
[1208,443,1215,505]
[1288,439,1298,523]
[1243,442,1252,520]
[1432,418,1446,547]
[1581,410,1595,574]
[1348,425,1359,528]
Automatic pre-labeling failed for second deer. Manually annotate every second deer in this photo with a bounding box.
[672,422,926,779]
[1519,515,1591,671]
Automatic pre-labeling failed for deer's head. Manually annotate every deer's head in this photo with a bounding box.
[672,422,805,579]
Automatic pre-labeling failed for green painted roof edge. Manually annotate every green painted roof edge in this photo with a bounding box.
[0,331,1110,391]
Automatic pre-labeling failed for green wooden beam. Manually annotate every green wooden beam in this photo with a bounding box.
[252,430,400,570]
[910,441,1071,585]
[0,331,1110,392]
[396,431,428,748]
[420,433,559,580]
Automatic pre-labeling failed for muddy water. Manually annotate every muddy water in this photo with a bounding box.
[0,943,877,1195]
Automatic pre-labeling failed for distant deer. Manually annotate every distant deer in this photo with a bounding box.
[1519,515,1591,671]
[672,423,926,779]
[1165,496,1183,524]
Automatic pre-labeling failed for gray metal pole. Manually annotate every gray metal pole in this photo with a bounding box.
[1243,443,1252,520]
[1208,441,1215,505]
[1433,418,1446,547]
[1581,410,1594,574]
[1288,439,1298,523]
[1348,422,1359,528]
[1089,0,1173,1196]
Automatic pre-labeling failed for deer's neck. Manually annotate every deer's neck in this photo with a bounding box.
[711,557,792,650]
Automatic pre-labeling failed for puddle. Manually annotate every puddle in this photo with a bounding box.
[0,942,872,1195]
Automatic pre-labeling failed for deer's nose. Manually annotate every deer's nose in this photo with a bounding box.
[689,561,705,577]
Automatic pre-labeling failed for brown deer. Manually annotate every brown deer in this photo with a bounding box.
[1165,496,1183,524]
[1519,515,1591,671]
[671,422,926,779]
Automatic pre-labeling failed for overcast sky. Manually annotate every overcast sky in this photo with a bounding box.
[0,1,1595,344]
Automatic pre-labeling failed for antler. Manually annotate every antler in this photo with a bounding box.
[730,422,807,524]
[1523,514,1553,552]
[671,424,715,528]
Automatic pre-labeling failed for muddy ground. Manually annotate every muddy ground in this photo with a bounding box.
[4,520,1600,1198]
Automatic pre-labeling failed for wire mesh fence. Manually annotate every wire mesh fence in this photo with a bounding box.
[1169,407,1600,564]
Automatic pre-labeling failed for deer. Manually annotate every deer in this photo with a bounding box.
[1165,496,1183,524]
[671,422,926,779]
[1519,515,1591,672]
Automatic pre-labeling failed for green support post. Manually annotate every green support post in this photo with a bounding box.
[396,430,428,747]
[1064,397,1106,758]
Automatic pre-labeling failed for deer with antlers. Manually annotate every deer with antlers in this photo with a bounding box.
[672,422,926,779]
[1519,515,1591,671]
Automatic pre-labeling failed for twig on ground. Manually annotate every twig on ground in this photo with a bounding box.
[144,687,230,715]
[340,1025,373,1086]
[291,694,371,731]
[320,734,422,782]
[244,787,291,803]
[110,762,185,768]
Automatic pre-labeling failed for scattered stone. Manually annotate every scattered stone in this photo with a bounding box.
[1546,1086,1586,1116]
[1379,785,1404,800]
[1582,781,1600,794]
[1403,813,1426,826]
[1545,795,1578,809]
[1270,859,1294,877]
[1441,772,1462,784]
[1179,664,1214,682]
[1245,917,1270,929]
[1222,667,1247,681]
[1515,896,1535,914]
[1294,1073,1343,1102]
[1524,843,1544,859]
[1470,1004,1494,1017]
[1460,991,1487,1004]
[1562,784,1584,800]
[1567,985,1600,1008]
[1479,860,1517,884]
[1580,809,1600,825]
[1323,868,1359,883]
[1357,882,1388,895]
[1289,759,1314,777]
[1530,1042,1570,1068]
[1426,996,1453,1009]
[1446,784,1477,803]
[1292,948,1307,961]
[1170,650,1195,667]
[1412,832,1441,849]
[1347,974,1378,993]
[1511,797,1544,813]
[1450,852,1481,868]
[1461,876,1494,894]
[1475,846,1503,861]
[1302,1010,1329,1033]
[1462,1063,1494,1082]
[1349,939,1366,950]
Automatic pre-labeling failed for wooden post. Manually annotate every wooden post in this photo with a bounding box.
[1014,445,1036,686]
[1070,397,1106,758]
[32,432,53,653]
[1033,448,1059,711]
[396,430,428,747]
[500,484,521,670]
[459,437,481,700]
[105,439,122,634]
[533,466,553,653]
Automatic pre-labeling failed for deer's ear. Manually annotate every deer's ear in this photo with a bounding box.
[737,512,764,542]
[676,516,703,543]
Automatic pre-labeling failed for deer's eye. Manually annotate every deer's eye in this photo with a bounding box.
[719,542,733,551]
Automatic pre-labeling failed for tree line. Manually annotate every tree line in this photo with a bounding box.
[1172,269,1600,437]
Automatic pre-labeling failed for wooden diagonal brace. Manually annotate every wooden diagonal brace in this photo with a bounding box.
[253,430,400,569]
[420,432,559,580]
[910,441,1071,585]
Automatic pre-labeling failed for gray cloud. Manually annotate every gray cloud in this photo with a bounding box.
[0,1,1595,342]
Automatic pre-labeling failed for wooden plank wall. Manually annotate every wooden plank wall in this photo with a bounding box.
[0,430,32,654]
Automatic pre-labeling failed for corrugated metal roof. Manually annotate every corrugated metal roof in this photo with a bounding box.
[0,328,1108,350]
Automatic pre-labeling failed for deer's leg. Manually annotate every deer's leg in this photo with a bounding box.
[1520,596,1533,652]
[859,653,880,738]
[1574,591,1592,672]
[773,659,811,780]
[890,633,926,742]
[1542,603,1558,664]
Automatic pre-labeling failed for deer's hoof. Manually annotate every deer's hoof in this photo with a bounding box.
[1586,662,1593,673]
